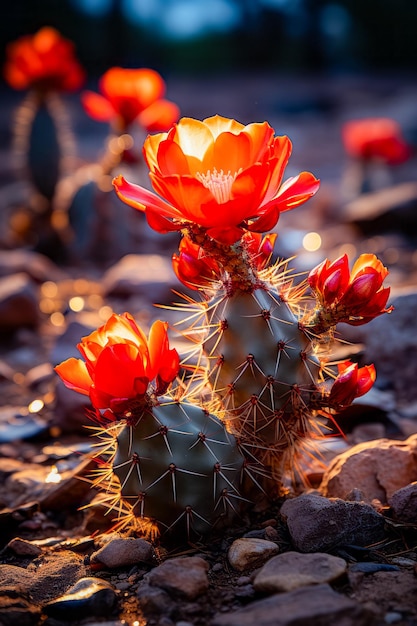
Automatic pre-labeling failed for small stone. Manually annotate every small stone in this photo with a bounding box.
[388,481,417,523]
[254,551,347,593]
[227,538,279,572]
[90,536,153,569]
[146,556,209,600]
[43,576,117,619]
[211,583,377,626]
[211,562,223,572]
[6,537,43,557]
[280,493,386,553]
[137,583,175,617]
[384,611,404,623]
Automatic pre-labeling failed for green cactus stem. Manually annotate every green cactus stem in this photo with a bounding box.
[111,397,245,538]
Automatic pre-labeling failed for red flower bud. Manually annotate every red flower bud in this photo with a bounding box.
[309,253,393,326]
[329,361,376,407]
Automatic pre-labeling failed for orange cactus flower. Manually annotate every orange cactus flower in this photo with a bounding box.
[3,26,85,93]
[113,115,320,244]
[308,253,393,325]
[55,313,180,414]
[329,361,376,407]
[342,118,411,165]
[81,67,180,132]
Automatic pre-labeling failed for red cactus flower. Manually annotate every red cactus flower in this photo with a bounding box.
[342,118,411,165]
[81,67,180,133]
[242,232,277,270]
[113,114,320,244]
[55,313,180,413]
[329,361,376,407]
[308,253,393,325]
[172,237,222,290]
[3,26,85,93]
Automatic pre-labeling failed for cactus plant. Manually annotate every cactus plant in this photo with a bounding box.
[114,114,392,504]
[55,313,245,539]
[57,114,393,541]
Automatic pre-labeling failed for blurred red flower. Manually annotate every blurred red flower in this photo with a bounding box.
[342,118,411,165]
[329,361,376,407]
[55,313,180,414]
[113,114,319,244]
[4,26,85,93]
[81,67,180,132]
[308,253,393,325]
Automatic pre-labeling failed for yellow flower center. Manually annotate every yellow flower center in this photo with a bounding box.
[196,168,239,204]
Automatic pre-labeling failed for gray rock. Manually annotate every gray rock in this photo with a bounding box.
[280,493,386,553]
[320,435,417,503]
[227,538,279,572]
[388,481,417,523]
[253,551,347,593]
[146,556,209,600]
[211,583,378,626]
[90,536,153,569]
[43,576,117,619]
[0,273,39,330]
[137,584,176,617]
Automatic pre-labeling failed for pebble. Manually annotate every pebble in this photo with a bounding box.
[43,576,118,619]
[211,582,377,626]
[320,434,417,503]
[5,537,43,557]
[384,611,404,623]
[388,481,417,522]
[90,536,153,569]
[253,551,347,593]
[146,556,209,600]
[137,583,176,617]
[280,493,386,553]
[227,538,279,572]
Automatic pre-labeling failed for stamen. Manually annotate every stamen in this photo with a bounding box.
[196,168,239,204]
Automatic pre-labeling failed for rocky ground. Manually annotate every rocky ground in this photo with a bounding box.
[0,73,417,625]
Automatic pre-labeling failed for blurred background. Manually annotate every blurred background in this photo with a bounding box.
[2,1,417,173]
[2,0,417,77]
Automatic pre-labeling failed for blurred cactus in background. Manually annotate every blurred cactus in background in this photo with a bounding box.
[340,117,412,200]
[3,26,85,259]
[56,66,180,264]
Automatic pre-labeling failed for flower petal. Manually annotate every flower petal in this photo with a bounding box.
[54,358,91,396]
